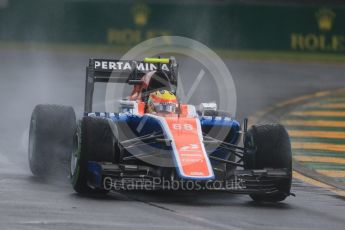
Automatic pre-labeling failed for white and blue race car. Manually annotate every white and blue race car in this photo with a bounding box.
[28,57,293,202]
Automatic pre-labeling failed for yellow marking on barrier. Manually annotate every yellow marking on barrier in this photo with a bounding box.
[275,91,335,108]
[293,171,345,197]
[248,88,345,125]
[293,171,332,188]
[292,142,345,152]
[276,95,319,108]
[303,102,345,109]
[290,110,345,117]
[293,156,345,164]
[282,120,345,127]
[316,170,345,178]
[317,103,345,109]
[334,190,345,197]
[288,130,345,139]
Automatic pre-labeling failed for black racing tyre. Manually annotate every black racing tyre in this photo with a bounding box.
[71,116,117,194]
[28,104,76,177]
[244,123,292,202]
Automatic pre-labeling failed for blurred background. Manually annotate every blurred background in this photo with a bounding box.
[0,0,345,54]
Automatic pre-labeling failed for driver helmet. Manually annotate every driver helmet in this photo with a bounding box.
[147,90,178,114]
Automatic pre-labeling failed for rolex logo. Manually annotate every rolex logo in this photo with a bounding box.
[132,4,150,27]
[315,8,335,32]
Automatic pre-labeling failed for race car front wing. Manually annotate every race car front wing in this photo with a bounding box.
[86,161,291,195]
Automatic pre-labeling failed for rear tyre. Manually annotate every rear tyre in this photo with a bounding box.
[244,123,292,202]
[28,104,76,177]
[71,116,116,194]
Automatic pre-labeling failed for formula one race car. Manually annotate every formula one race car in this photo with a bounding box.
[28,57,293,202]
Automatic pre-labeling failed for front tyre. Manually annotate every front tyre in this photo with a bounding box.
[244,123,292,202]
[28,104,76,177]
[71,116,116,194]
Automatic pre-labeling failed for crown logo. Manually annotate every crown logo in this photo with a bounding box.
[132,4,150,26]
[315,8,335,31]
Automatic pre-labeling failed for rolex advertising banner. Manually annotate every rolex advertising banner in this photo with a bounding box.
[0,0,344,53]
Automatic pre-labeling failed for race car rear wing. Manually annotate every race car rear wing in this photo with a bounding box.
[84,57,178,112]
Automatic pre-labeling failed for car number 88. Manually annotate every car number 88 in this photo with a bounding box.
[173,124,193,131]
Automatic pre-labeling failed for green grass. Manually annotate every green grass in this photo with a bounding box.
[293,150,345,158]
[334,177,345,183]
[298,107,345,111]
[284,115,345,121]
[286,126,345,132]
[302,162,345,171]
[291,137,345,144]
[1,41,345,63]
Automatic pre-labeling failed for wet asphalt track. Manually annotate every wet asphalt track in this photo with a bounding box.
[0,48,345,230]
